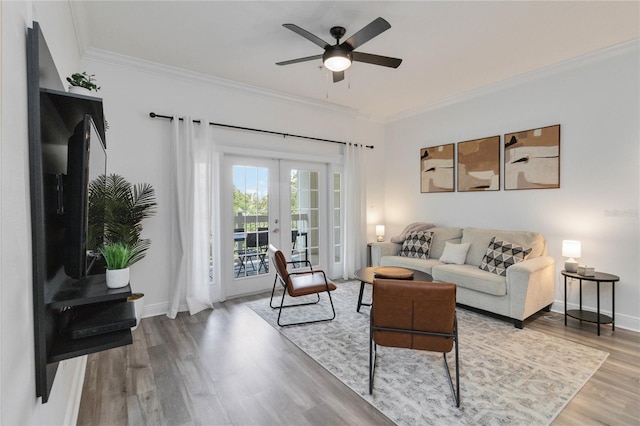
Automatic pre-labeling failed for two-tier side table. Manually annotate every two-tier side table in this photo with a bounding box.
[562,270,619,336]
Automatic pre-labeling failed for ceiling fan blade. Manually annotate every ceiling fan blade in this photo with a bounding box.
[283,23,329,49]
[343,17,391,50]
[276,54,323,66]
[333,71,344,83]
[352,51,402,68]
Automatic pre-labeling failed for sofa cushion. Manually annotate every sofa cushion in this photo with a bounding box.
[479,237,532,276]
[380,256,443,275]
[439,242,471,265]
[427,227,464,259]
[400,231,433,259]
[462,227,545,266]
[432,264,507,296]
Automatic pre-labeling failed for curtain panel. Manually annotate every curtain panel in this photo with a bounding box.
[342,143,367,279]
[167,117,214,318]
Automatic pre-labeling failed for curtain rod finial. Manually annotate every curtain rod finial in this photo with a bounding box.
[149,112,157,118]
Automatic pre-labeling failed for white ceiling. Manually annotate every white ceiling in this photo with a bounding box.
[76,1,639,120]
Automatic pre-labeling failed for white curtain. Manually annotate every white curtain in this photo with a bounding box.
[167,116,214,318]
[342,143,367,279]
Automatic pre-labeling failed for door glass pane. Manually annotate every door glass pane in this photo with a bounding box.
[333,172,342,262]
[290,169,319,266]
[233,165,270,278]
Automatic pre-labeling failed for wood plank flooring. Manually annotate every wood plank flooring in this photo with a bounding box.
[78,292,640,425]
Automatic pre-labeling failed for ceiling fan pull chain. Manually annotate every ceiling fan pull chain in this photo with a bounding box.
[326,70,330,99]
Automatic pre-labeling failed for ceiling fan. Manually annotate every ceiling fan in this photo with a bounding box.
[276,17,402,83]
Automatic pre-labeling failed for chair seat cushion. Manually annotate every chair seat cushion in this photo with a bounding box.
[288,271,337,297]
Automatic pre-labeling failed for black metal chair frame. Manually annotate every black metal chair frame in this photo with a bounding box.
[236,232,269,277]
[269,257,336,327]
[369,314,460,407]
[256,229,269,272]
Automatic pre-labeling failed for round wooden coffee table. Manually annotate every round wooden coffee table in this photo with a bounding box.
[354,266,433,312]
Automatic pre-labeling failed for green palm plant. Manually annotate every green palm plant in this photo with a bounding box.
[88,174,157,266]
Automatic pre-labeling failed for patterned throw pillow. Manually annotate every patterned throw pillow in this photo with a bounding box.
[400,231,433,259]
[479,237,532,276]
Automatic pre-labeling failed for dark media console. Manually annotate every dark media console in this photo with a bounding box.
[28,22,135,403]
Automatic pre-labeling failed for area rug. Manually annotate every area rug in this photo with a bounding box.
[247,281,608,425]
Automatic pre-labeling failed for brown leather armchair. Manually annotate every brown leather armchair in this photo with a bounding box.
[269,244,336,326]
[369,279,460,407]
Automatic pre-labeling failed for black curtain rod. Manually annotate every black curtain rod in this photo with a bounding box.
[149,112,373,149]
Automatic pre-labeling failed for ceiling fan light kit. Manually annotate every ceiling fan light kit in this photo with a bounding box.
[323,47,352,72]
[277,17,402,83]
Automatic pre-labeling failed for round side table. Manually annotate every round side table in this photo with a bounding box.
[562,270,619,336]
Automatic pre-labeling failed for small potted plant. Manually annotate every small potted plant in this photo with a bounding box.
[100,242,132,289]
[66,72,100,96]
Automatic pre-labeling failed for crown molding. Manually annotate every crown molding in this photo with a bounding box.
[385,38,640,124]
[82,47,360,117]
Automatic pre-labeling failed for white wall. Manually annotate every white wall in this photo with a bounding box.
[384,43,640,331]
[1,1,88,424]
[80,51,386,313]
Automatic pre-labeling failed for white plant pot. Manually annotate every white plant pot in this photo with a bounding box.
[106,267,130,289]
[68,86,94,96]
[128,293,144,331]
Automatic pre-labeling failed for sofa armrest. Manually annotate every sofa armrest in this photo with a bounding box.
[506,256,556,320]
[370,242,401,266]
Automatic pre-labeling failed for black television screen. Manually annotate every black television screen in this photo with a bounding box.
[64,114,106,279]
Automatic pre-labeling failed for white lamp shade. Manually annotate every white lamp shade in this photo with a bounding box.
[562,240,581,258]
[375,225,385,236]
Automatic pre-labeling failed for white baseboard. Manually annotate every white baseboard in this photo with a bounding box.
[64,355,87,426]
[142,301,170,318]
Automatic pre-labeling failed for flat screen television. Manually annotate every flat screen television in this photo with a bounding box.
[64,114,107,279]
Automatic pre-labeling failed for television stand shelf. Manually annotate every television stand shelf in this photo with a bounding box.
[47,274,131,308]
[46,275,135,362]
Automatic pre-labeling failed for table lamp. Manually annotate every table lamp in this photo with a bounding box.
[562,240,581,273]
[376,225,385,242]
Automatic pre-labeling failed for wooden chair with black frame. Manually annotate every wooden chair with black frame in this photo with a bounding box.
[269,244,336,327]
[369,279,460,407]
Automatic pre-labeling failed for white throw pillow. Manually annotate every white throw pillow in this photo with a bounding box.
[439,242,471,265]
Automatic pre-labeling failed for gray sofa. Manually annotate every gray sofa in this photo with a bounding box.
[371,227,556,328]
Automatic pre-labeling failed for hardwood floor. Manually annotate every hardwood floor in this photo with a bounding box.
[78,292,640,425]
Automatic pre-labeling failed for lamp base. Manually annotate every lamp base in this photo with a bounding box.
[376,236,384,242]
[564,259,578,273]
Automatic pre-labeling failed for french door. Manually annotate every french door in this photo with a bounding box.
[223,156,328,298]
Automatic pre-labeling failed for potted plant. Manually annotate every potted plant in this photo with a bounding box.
[66,71,100,96]
[100,242,132,288]
[89,174,157,266]
[89,174,157,325]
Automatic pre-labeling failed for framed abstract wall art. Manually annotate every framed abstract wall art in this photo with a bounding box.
[420,143,454,193]
[457,135,500,192]
[504,124,560,190]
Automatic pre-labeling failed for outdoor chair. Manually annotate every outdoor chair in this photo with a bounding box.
[236,232,259,277]
[257,228,270,272]
[269,244,336,326]
[369,279,460,407]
